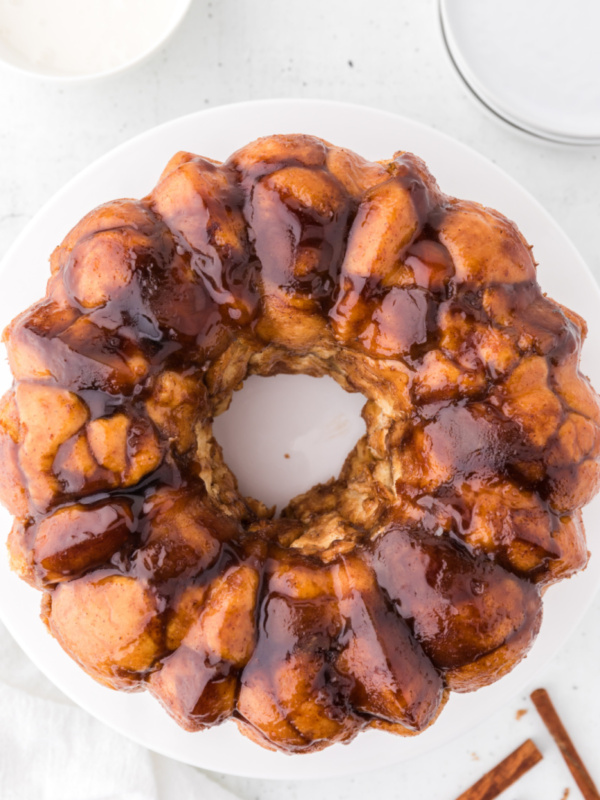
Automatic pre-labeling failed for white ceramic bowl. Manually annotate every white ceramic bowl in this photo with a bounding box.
[0,0,192,82]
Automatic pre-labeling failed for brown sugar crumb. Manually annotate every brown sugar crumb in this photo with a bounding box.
[284,453,290,459]
[515,708,528,720]
[471,752,480,761]
[561,790,570,800]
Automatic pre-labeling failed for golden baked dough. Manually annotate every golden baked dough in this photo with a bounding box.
[1,134,599,753]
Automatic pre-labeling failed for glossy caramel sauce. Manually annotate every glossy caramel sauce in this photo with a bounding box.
[1,134,599,753]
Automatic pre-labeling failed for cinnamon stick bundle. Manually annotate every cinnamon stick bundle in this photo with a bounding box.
[455,738,542,800]
[531,688,600,800]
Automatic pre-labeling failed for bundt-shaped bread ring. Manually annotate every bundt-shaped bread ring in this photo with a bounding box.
[1,134,599,754]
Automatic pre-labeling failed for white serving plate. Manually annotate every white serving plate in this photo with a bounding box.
[1,99,599,780]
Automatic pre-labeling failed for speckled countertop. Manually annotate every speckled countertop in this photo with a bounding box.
[0,1,599,797]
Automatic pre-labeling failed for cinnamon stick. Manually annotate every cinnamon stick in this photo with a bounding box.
[531,687,600,800]
[454,738,542,800]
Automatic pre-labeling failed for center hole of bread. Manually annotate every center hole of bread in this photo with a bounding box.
[213,374,366,514]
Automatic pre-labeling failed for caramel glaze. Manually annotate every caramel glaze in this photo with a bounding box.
[1,134,600,753]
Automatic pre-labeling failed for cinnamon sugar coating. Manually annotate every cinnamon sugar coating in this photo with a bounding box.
[1,134,599,753]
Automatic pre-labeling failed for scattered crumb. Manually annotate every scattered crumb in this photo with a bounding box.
[284,453,290,459]
[348,59,354,67]
[560,789,570,800]
[470,752,479,761]
[515,708,528,721]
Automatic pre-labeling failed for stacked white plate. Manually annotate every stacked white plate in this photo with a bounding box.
[440,0,600,144]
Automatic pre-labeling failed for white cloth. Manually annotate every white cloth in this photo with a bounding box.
[0,621,240,800]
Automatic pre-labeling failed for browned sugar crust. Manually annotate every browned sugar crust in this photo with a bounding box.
[1,134,599,753]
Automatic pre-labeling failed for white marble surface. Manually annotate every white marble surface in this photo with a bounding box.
[0,0,599,797]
